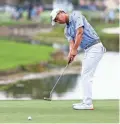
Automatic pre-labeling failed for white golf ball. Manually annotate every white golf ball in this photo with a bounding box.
[28,116,32,120]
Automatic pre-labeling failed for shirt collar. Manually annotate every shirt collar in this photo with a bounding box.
[66,14,72,27]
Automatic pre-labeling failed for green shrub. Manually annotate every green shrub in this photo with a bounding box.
[99,34,119,51]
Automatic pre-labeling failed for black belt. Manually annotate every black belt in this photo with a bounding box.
[84,40,101,50]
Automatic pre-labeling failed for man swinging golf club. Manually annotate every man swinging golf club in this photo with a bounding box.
[50,9,106,110]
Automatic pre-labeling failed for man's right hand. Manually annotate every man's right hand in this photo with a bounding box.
[68,56,74,64]
[68,53,76,64]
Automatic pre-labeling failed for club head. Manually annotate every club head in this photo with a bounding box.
[44,97,51,101]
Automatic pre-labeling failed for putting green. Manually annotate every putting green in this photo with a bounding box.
[0,100,118,123]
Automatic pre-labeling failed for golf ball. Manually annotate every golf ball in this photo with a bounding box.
[28,116,32,120]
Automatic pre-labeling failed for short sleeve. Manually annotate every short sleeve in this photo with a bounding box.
[64,28,73,42]
[72,11,84,30]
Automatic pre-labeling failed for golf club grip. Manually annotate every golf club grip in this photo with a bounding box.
[50,64,69,95]
[68,55,76,64]
[68,59,71,64]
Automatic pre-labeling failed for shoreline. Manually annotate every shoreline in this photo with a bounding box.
[0,66,81,85]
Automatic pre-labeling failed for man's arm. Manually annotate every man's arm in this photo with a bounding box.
[68,40,75,63]
[69,40,74,51]
[68,27,83,63]
[73,27,83,51]
[70,27,83,56]
[69,27,83,54]
[68,40,74,60]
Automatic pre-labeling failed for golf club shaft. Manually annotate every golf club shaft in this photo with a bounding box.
[50,64,69,97]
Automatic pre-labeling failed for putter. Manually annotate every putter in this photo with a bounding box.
[44,59,72,101]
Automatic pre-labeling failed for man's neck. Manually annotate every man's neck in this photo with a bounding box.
[66,14,69,25]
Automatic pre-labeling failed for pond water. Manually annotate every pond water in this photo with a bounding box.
[0,74,78,100]
[0,52,119,100]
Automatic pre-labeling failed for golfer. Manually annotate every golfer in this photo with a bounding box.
[50,9,106,110]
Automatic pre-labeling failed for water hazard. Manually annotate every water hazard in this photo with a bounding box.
[0,52,119,100]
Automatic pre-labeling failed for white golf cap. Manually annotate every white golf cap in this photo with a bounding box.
[50,8,63,26]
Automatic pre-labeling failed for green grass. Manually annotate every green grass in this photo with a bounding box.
[0,100,118,123]
[0,19,36,26]
[0,40,54,70]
